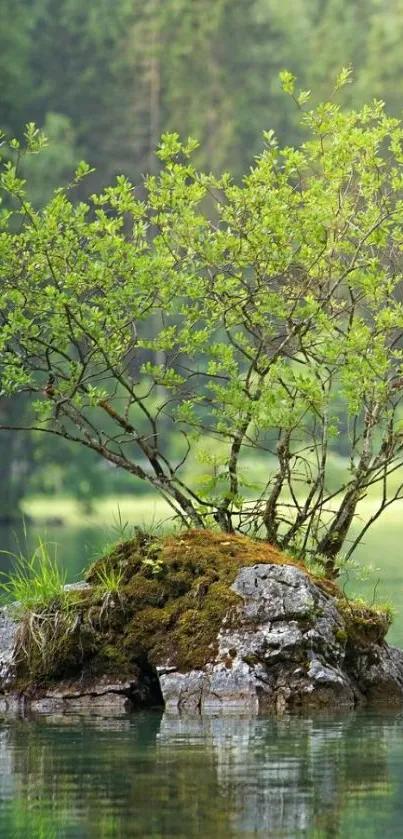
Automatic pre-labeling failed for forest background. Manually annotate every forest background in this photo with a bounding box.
[2,0,403,519]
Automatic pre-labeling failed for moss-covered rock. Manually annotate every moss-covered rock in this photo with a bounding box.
[337,599,392,647]
[2,529,402,714]
[83,529,310,678]
[10,530,303,686]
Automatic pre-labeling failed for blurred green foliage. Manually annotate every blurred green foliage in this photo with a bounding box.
[5,1,403,199]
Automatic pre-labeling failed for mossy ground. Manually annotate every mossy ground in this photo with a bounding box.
[336,598,393,646]
[13,529,393,687]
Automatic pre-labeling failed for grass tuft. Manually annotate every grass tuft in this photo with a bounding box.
[0,537,67,612]
[94,563,124,595]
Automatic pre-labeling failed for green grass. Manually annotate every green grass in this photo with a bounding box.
[93,562,124,596]
[0,535,67,612]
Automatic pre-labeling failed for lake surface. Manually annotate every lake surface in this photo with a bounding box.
[0,710,402,837]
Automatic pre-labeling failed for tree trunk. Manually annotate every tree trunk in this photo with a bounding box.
[316,486,362,578]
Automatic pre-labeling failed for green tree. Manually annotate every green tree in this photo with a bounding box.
[3,78,403,575]
[353,0,403,115]
[25,0,134,190]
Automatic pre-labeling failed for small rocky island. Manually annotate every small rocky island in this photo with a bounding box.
[0,530,402,714]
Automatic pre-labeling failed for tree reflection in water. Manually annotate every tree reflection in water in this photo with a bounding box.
[0,710,401,837]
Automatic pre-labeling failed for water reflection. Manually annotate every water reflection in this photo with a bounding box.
[0,711,402,837]
[158,713,398,837]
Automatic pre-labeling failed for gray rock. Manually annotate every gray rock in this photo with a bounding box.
[157,564,403,714]
[347,642,403,705]
[161,669,208,713]
[28,676,137,713]
[0,673,147,714]
[63,581,90,593]
[0,606,19,687]
[0,598,155,714]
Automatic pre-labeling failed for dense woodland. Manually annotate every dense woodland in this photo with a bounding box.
[2,0,403,516]
[4,0,403,198]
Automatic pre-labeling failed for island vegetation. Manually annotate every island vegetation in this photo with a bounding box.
[0,68,402,696]
[2,71,403,580]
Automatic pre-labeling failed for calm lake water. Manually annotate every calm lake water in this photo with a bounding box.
[0,710,402,838]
